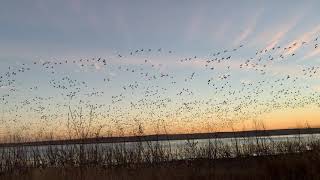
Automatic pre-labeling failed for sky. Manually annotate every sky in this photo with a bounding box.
[1,0,320,140]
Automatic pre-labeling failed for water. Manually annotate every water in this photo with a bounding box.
[1,133,319,153]
[0,133,319,166]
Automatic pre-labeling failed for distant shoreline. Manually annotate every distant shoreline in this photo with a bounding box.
[1,128,320,147]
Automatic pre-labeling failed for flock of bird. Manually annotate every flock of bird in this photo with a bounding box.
[0,35,320,139]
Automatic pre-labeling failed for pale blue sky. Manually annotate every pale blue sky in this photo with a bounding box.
[0,0,319,58]
[1,0,320,138]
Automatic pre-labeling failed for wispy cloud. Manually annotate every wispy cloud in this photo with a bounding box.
[302,48,320,60]
[253,12,305,50]
[283,25,320,56]
[211,19,231,43]
[232,8,263,46]
[185,5,205,42]
[264,19,299,50]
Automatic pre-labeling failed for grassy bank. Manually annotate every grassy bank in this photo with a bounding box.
[1,151,320,180]
[0,133,320,179]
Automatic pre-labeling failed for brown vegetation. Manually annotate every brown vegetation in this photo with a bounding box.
[0,133,319,180]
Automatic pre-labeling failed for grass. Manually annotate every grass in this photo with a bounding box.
[1,150,320,180]
[0,133,320,179]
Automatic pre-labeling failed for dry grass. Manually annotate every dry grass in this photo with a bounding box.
[1,151,320,180]
[0,135,319,179]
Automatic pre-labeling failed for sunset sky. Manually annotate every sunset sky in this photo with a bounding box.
[1,0,320,140]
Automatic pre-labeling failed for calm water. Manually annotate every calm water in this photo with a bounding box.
[1,133,319,154]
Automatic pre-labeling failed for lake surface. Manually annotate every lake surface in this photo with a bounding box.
[0,133,319,167]
[1,133,319,154]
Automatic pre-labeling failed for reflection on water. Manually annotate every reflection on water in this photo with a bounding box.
[1,133,319,155]
[0,133,319,170]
